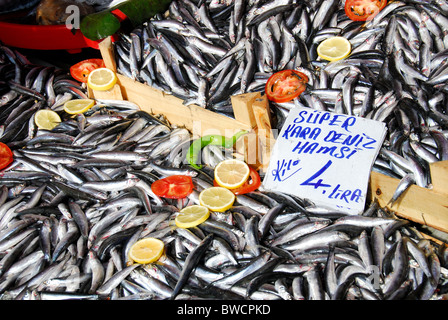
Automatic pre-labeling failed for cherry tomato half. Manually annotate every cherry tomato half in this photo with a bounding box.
[265,70,308,103]
[344,0,387,22]
[213,166,261,195]
[151,175,194,199]
[0,142,13,170]
[70,58,105,83]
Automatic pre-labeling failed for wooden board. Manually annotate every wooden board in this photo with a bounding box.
[87,83,123,100]
[231,92,260,129]
[92,38,448,236]
[368,162,448,234]
[98,36,117,73]
[115,74,252,137]
[252,95,275,173]
[231,93,275,172]
[430,160,448,194]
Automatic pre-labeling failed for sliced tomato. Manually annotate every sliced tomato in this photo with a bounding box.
[151,175,194,199]
[0,142,13,170]
[265,70,308,103]
[213,166,261,195]
[70,58,105,83]
[345,0,387,21]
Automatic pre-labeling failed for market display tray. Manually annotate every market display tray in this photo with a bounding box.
[369,161,448,236]
[92,37,448,242]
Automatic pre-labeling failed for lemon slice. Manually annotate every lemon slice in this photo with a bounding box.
[87,67,117,91]
[214,159,250,189]
[199,187,235,212]
[175,205,210,228]
[129,238,165,264]
[63,99,95,114]
[317,36,352,62]
[34,109,61,130]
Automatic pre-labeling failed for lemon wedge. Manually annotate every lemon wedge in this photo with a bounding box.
[128,238,165,264]
[175,205,210,228]
[63,99,95,114]
[87,67,117,91]
[34,109,61,130]
[199,187,235,212]
[317,36,352,62]
[214,159,250,189]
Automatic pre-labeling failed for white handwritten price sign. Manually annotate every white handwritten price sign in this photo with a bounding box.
[262,106,387,215]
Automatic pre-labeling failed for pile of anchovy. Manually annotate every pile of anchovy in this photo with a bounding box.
[115,0,448,195]
[1,0,448,300]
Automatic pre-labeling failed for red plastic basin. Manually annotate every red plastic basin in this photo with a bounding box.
[0,21,101,53]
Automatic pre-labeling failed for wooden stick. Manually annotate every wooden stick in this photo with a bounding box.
[430,160,448,195]
[231,92,261,129]
[252,95,275,173]
[368,170,448,234]
[98,36,117,72]
[88,84,123,100]
[116,74,251,137]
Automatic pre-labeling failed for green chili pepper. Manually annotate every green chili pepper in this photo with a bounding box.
[186,130,248,169]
